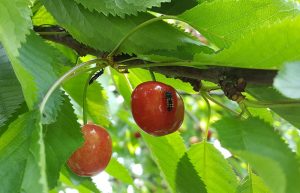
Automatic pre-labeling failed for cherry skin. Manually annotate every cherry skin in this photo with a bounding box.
[131,81,184,136]
[67,124,112,177]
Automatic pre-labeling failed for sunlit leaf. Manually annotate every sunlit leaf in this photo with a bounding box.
[176,153,207,193]
[274,62,300,99]
[214,117,300,193]
[194,16,300,69]
[187,142,238,193]
[8,32,63,124]
[0,0,32,56]
[179,0,298,48]
[105,157,134,185]
[237,172,272,193]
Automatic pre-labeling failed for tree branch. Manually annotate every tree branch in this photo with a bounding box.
[34,26,277,91]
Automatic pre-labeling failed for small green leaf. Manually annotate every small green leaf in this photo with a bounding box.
[73,0,171,17]
[0,111,48,193]
[187,142,238,193]
[237,172,272,193]
[44,95,84,189]
[179,0,298,48]
[8,32,63,124]
[0,0,32,56]
[105,157,134,185]
[274,62,300,99]
[194,16,300,69]
[176,153,207,193]
[214,117,300,193]
[0,45,24,127]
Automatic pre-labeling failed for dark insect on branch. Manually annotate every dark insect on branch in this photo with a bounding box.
[89,69,104,85]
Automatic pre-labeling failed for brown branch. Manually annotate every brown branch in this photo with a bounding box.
[34,26,277,91]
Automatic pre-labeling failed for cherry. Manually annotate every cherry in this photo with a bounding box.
[67,124,112,176]
[207,130,212,141]
[131,81,184,136]
[134,132,142,139]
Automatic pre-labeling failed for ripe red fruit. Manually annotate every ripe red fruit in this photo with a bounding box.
[207,130,212,141]
[67,124,112,176]
[134,132,142,139]
[131,81,184,136]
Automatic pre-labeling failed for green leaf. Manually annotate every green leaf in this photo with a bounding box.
[0,102,28,136]
[247,86,300,129]
[0,0,32,56]
[73,0,171,17]
[195,16,300,69]
[0,111,48,193]
[41,0,201,55]
[44,95,84,189]
[110,68,133,106]
[176,153,207,193]
[151,0,198,15]
[62,68,110,127]
[0,45,24,127]
[59,167,101,193]
[237,172,272,193]
[32,6,56,26]
[8,32,63,124]
[274,62,300,99]
[213,117,300,193]
[143,132,186,192]
[105,157,134,185]
[187,142,238,193]
[179,0,298,48]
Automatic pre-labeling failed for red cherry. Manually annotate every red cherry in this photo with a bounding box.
[134,132,142,139]
[207,130,212,141]
[67,124,112,176]
[131,81,184,136]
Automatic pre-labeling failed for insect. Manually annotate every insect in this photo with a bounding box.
[165,91,174,111]
[89,69,104,85]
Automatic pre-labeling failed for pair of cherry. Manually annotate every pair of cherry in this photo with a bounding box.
[68,81,184,176]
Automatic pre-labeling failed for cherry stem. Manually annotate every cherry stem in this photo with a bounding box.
[117,57,143,64]
[39,59,103,118]
[82,69,100,125]
[242,99,300,108]
[239,102,252,117]
[248,164,253,192]
[38,31,68,36]
[149,70,156,81]
[201,91,241,117]
[108,15,185,57]
[117,61,209,70]
[200,91,211,141]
